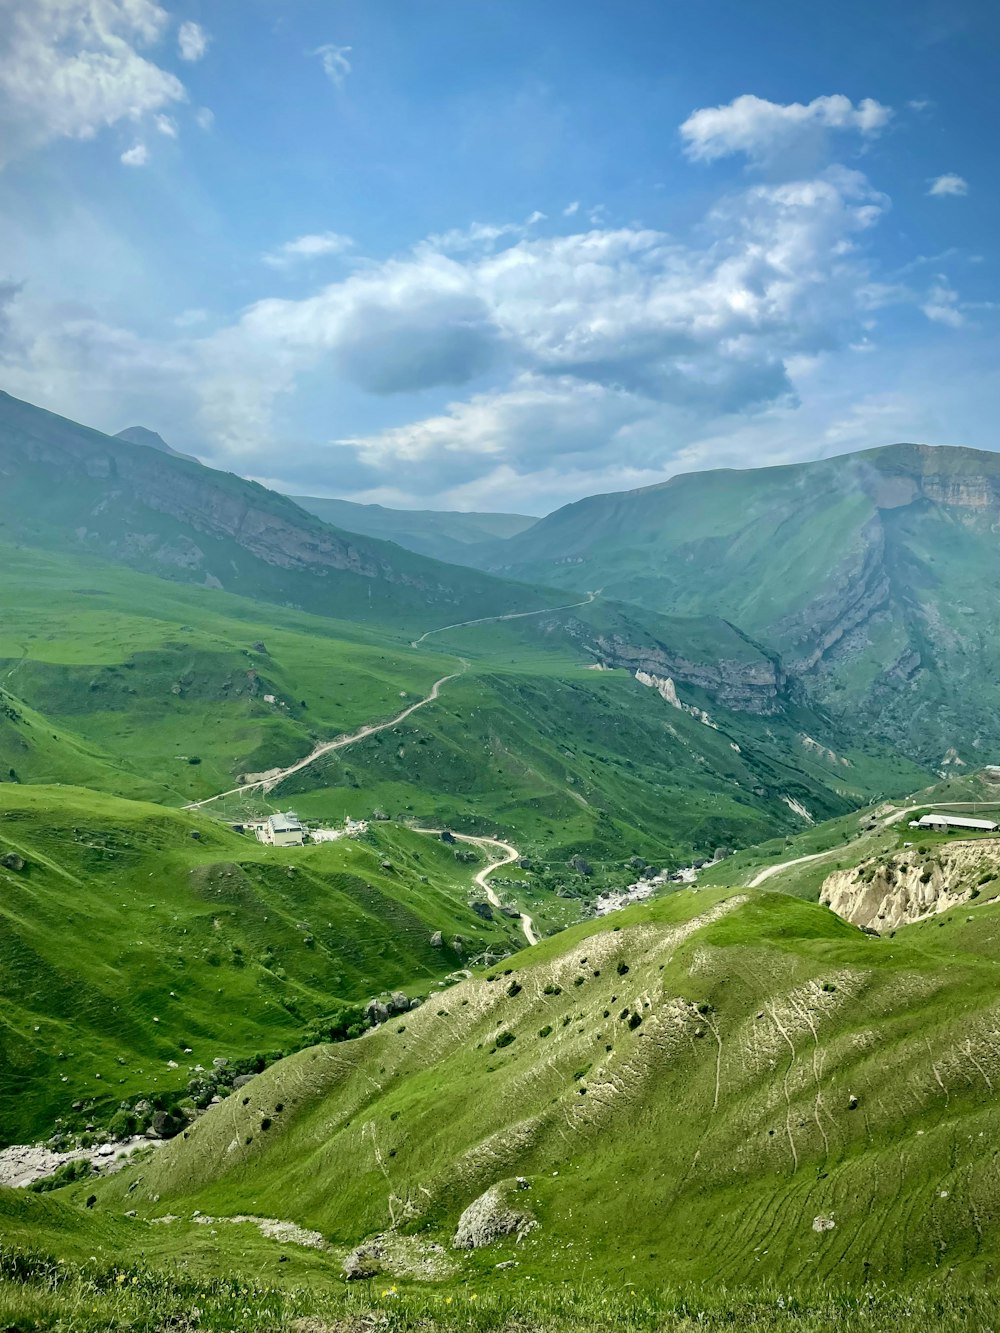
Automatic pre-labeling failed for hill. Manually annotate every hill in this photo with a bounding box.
[0,784,523,1146]
[95,884,1000,1292]
[474,444,1000,766]
[291,493,537,564]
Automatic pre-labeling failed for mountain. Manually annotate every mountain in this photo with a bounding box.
[474,444,1000,766]
[291,493,537,563]
[0,389,557,633]
[95,882,1000,1291]
[115,425,199,465]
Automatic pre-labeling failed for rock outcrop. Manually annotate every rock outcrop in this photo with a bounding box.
[452,1179,537,1250]
[821,839,1000,931]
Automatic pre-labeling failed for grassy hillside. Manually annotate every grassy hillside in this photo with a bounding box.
[0,785,524,1146]
[0,389,560,634]
[93,885,1000,1294]
[291,493,537,563]
[475,443,1000,766]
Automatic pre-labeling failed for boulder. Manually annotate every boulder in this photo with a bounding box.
[1,852,25,872]
[365,999,390,1025]
[471,900,494,921]
[409,997,422,1011]
[430,930,444,948]
[440,830,456,844]
[389,991,410,1014]
[453,1180,537,1250]
[342,1240,385,1280]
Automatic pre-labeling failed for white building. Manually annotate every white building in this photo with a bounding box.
[265,813,304,846]
[915,814,998,833]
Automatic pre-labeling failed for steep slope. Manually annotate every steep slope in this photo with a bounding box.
[98,887,1000,1290]
[0,785,520,1146]
[0,390,557,632]
[477,444,1000,765]
[291,493,537,563]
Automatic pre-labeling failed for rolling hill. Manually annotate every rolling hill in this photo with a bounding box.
[95,883,1000,1293]
[473,444,1000,766]
[291,493,537,564]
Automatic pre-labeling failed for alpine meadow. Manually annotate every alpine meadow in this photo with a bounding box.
[2,2,1000,1330]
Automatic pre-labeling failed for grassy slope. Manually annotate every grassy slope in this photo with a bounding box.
[0,785,524,1145]
[95,886,1000,1292]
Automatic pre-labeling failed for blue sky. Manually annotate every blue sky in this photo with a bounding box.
[1,0,998,514]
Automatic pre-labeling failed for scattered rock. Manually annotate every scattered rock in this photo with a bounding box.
[471,900,494,921]
[343,1240,385,1280]
[453,1180,538,1250]
[430,930,444,948]
[1,852,25,872]
[813,1216,836,1232]
[848,1093,859,1110]
[389,992,410,1014]
[365,999,390,1025]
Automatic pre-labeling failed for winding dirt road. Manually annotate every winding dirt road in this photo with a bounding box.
[414,827,538,946]
[410,589,601,648]
[184,665,467,810]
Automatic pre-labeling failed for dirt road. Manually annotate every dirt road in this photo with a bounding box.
[409,590,601,648]
[184,665,466,811]
[414,827,538,946]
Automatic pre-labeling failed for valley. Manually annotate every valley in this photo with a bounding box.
[2,390,1000,1330]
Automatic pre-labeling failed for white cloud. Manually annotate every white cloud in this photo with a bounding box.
[680,93,892,165]
[195,106,214,131]
[563,201,580,217]
[922,278,964,327]
[177,20,209,62]
[928,173,968,197]
[0,0,186,165]
[154,112,176,137]
[314,44,352,88]
[263,232,355,268]
[120,142,149,166]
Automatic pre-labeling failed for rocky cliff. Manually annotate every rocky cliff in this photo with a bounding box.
[821,839,1000,931]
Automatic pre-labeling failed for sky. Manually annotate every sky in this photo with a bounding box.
[1,0,998,515]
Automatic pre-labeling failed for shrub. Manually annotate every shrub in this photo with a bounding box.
[628,1012,643,1030]
[507,981,522,997]
[543,983,562,996]
[538,1025,553,1038]
[495,1030,516,1049]
[617,962,629,976]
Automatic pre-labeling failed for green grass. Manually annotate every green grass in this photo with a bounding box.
[89,887,1000,1293]
[0,784,526,1145]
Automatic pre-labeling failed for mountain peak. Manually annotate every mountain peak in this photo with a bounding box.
[115,425,199,464]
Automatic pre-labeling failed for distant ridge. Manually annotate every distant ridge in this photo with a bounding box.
[115,425,199,465]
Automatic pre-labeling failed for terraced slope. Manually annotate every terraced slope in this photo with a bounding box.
[0,786,522,1145]
[98,887,1000,1290]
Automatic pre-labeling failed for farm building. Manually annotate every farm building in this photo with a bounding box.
[915,814,999,833]
[265,813,304,846]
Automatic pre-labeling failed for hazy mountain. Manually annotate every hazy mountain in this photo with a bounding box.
[115,425,199,464]
[476,443,1000,765]
[291,493,537,563]
[0,390,557,632]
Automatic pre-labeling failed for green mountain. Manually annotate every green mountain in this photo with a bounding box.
[0,389,556,633]
[115,426,199,465]
[291,493,537,563]
[475,444,1000,766]
[94,882,1000,1294]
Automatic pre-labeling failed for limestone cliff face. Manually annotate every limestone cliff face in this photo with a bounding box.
[821,839,1000,931]
[587,632,787,714]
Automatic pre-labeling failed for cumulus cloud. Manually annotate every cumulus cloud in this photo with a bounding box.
[314,43,352,88]
[0,0,186,165]
[680,93,891,166]
[120,142,149,166]
[177,20,209,62]
[154,112,177,137]
[263,232,355,267]
[928,173,968,197]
